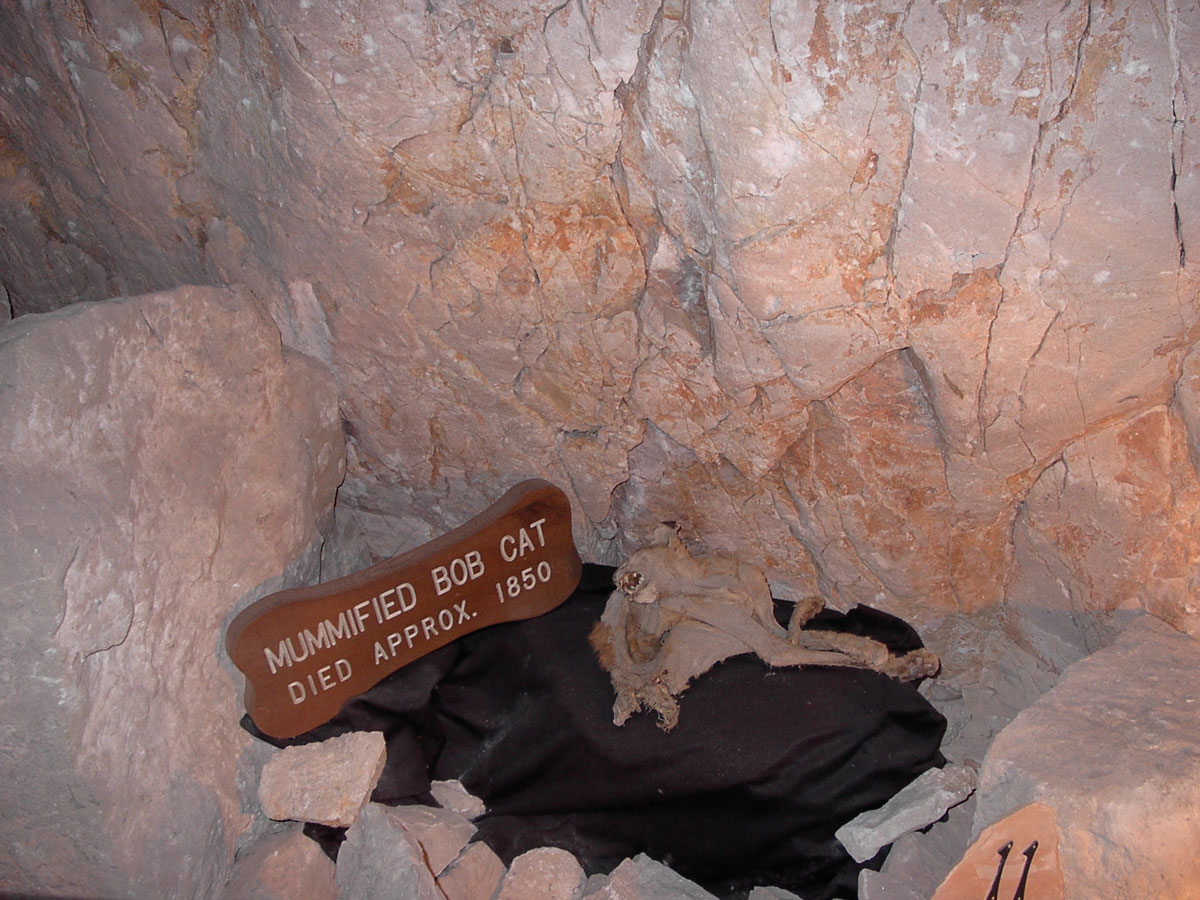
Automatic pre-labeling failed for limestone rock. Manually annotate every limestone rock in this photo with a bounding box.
[431,778,488,820]
[974,616,1200,898]
[0,0,1195,638]
[0,285,344,898]
[857,795,977,900]
[386,803,479,878]
[335,803,443,900]
[932,803,1063,900]
[437,841,508,900]
[258,731,386,827]
[216,825,337,900]
[579,854,718,900]
[497,846,586,900]
[836,765,976,863]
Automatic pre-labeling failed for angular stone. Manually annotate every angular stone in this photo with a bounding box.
[437,841,508,900]
[387,804,478,877]
[258,731,386,828]
[335,803,443,900]
[836,765,976,863]
[0,285,343,898]
[579,854,718,900]
[974,616,1200,898]
[431,779,487,820]
[932,803,1063,900]
[215,825,337,900]
[857,795,976,900]
[497,846,587,900]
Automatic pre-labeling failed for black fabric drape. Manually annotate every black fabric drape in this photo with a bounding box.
[244,564,946,900]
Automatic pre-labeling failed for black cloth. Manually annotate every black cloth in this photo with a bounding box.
[245,564,945,900]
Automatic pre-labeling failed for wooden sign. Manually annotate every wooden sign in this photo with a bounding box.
[226,480,582,738]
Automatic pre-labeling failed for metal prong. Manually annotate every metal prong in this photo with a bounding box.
[984,841,1014,900]
[1011,840,1038,900]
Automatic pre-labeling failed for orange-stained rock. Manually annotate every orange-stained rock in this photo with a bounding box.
[931,803,1063,900]
[438,842,508,900]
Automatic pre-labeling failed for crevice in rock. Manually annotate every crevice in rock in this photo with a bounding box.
[1168,0,1188,268]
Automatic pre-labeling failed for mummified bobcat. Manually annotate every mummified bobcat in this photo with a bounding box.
[589,525,940,731]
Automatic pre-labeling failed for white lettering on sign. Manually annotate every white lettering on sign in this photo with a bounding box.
[371,600,480,665]
[263,582,418,674]
[287,658,353,705]
[263,520,556,704]
[494,561,553,603]
[499,517,547,562]
[431,550,486,596]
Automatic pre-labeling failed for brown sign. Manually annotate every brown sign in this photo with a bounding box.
[226,479,582,738]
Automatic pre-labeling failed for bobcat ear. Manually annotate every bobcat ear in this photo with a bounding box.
[652,521,683,549]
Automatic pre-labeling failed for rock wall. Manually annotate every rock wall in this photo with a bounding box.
[1,0,1198,629]
[0,285,344,897]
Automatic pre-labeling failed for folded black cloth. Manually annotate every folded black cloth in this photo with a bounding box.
[245,564,945,900]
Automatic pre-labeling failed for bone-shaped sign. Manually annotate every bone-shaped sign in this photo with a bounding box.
[226,479,582,738]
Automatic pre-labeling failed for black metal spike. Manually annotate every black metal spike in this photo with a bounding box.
[984,841,1014,900]
[1011,840,1038,900]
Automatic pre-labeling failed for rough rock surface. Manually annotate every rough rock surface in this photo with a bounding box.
[497,847,587,900]
[0,285,344,898]
[258,731,386,827]
[387,804,479,878]
[836,764,976,864]
[437,841,508,900]
[431,778,488,821]
[0,0,1196,634]
[336,803,445,900]
[932,803,1063,900]
[857,795,977,900]
[974,616,1200,899]
[579,854,718,900]
[215,825,338,900]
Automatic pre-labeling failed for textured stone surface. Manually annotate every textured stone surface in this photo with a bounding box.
[0,285,344,897]
[336,803,444,900]
[0,0,1196,633]
[580,854,718,900]
[932,803,1063,900]
[431,778,488,820]
[387,803,479,878]
[258,731,386,827]
[437,841,508,900]
[858,795,976,900]
[836,764,976,863]
[215,825,338,900]
[974,616,1200,899]
[497,846,587,900]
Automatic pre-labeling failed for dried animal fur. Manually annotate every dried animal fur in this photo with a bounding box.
[590,525,940,731]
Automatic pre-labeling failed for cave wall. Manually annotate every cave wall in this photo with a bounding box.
[2,0,1199,630]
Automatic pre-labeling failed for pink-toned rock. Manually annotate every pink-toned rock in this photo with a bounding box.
[431,778,488,820]
[0,285,344,898]
[437,841,508,900]
[579,854,717,900]
[336,803,443,900]
[216,826,337,900]
[1009,406,1200,637]
[388,804,479,877]
[0,0,1198,730]
[497,846,586,900]
[932,804,1063,900]
[974,616,1200,898]
[258,731,386,827]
